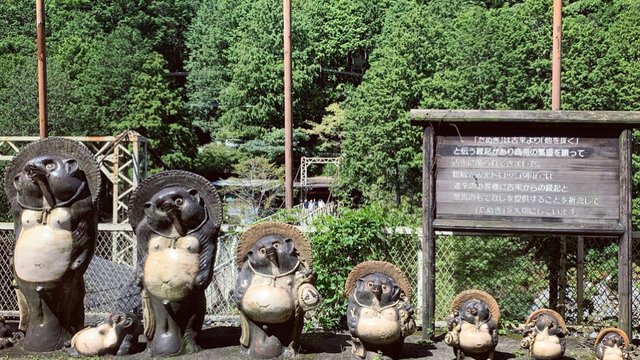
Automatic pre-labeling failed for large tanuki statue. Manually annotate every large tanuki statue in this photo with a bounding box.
[345,260,416,360]
[4,137,100,351]
[520,308,566,360]
[129,170,221,356]
[594,327,630,360]
[232,222,321,359]
[445,289,499,360]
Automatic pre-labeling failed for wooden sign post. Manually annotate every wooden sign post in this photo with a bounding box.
[412,109,640,339]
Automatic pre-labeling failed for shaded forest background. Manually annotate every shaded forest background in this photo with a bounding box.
[1,0,639,225]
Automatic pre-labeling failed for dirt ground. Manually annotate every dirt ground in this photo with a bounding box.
[0,325,634,360]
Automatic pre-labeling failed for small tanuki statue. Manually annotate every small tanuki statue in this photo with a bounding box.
[520,308,566,360]
[4,137,101,351]
[129,170,222,356]
[67,312,143,356]
[345,260,416,360]
[594,327,630,360]
[232,222,321,359]
[444,289,499,360]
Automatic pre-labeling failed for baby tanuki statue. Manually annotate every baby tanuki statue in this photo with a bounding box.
[130,170,222,356]
[233,222,321,359]
[520,308,566,360]
[594,327,630,360]
[445,289,499,360]
[5,137,101,351]
[345,260,416,360]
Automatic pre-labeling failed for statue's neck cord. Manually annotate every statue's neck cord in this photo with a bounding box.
[17,181,86,211]
[248,260,301,280]
[148,207,209,243]
[354,294,399,312]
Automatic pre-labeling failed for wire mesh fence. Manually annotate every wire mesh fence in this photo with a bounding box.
[0,223,639,333]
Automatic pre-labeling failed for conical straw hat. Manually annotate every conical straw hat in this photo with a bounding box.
[236,222,312,269]
[128,170,222,232]
[450,289,500,324]
[526,308,566,332]
[344,260,412,299]
[595,327,630,350]
[4,137,101,204]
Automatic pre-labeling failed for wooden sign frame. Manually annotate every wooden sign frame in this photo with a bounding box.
[411,109,640,339]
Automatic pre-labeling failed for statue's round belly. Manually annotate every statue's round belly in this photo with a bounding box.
[602,347,623,360]
[144,249,199,301]
[459,331,494,354]
[531,338,562,359]
[14,226,73,283]
[357,317,401,345]
[242,285,294,323]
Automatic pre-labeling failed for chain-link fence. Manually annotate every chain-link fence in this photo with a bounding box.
[1,224,639,333]
[435,235,624,328]
[0,223,242,321]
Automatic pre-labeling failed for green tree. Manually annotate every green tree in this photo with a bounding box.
[115,53,197,170]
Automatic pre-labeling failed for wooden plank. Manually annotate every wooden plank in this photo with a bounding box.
[410,109,640,125]
[618,129,632,338]
[422,126,436,339]
[433,218,624,235]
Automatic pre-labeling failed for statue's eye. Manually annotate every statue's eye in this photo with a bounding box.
[382,285,389,292]
[259,248,266,255]
[273,242,280,248]
[367,282,373,287]
[45,162,56,171]
[175,197,183,206]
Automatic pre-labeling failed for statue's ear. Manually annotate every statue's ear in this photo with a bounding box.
[391,284,401,300]
[284,238,295,254]
[144,202,154,218]
[13,174,21,190]
[188,188,203,205]
[64,159,79,175]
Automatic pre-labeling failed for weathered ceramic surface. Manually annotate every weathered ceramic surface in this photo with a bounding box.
[130,171,221,357]
[69,313,142,356]
[233,222,320,359]
[5,138,100,352]
[346,261,416,360]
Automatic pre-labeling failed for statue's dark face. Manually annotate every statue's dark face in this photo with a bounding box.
[354,273,400,307]
[247,235,298,275]
[534,313,558,333]
[144,187,206,237]
[601,332,624,348]
[460,299,490,324]
[14,155,83,207]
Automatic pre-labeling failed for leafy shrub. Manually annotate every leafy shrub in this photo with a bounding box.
[308,203,416,330]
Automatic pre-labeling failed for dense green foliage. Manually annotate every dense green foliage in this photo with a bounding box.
[0,0,639,219]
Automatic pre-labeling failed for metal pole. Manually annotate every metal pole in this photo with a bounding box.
[552,0,562,111]
[36,0,48,138]
[283,0,293,209]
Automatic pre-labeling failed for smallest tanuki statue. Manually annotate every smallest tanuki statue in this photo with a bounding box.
[233,222,321,359]
[520,308,566,360]
[130,170,222,356]
[594,327,630,360]
[346,260,416,360]
[445,289,499,360]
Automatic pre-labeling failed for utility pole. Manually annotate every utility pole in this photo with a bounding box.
[36,0,48,138]
[552,0,561,111]
[283,0,293,209]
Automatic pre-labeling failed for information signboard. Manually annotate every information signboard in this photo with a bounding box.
[435,135,620,231]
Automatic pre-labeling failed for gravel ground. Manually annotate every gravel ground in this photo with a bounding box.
[1,325,633,360]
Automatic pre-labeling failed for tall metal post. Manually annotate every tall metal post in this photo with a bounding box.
[552,0,562,111]
[283,0,293,209]
[36,0,48,138]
